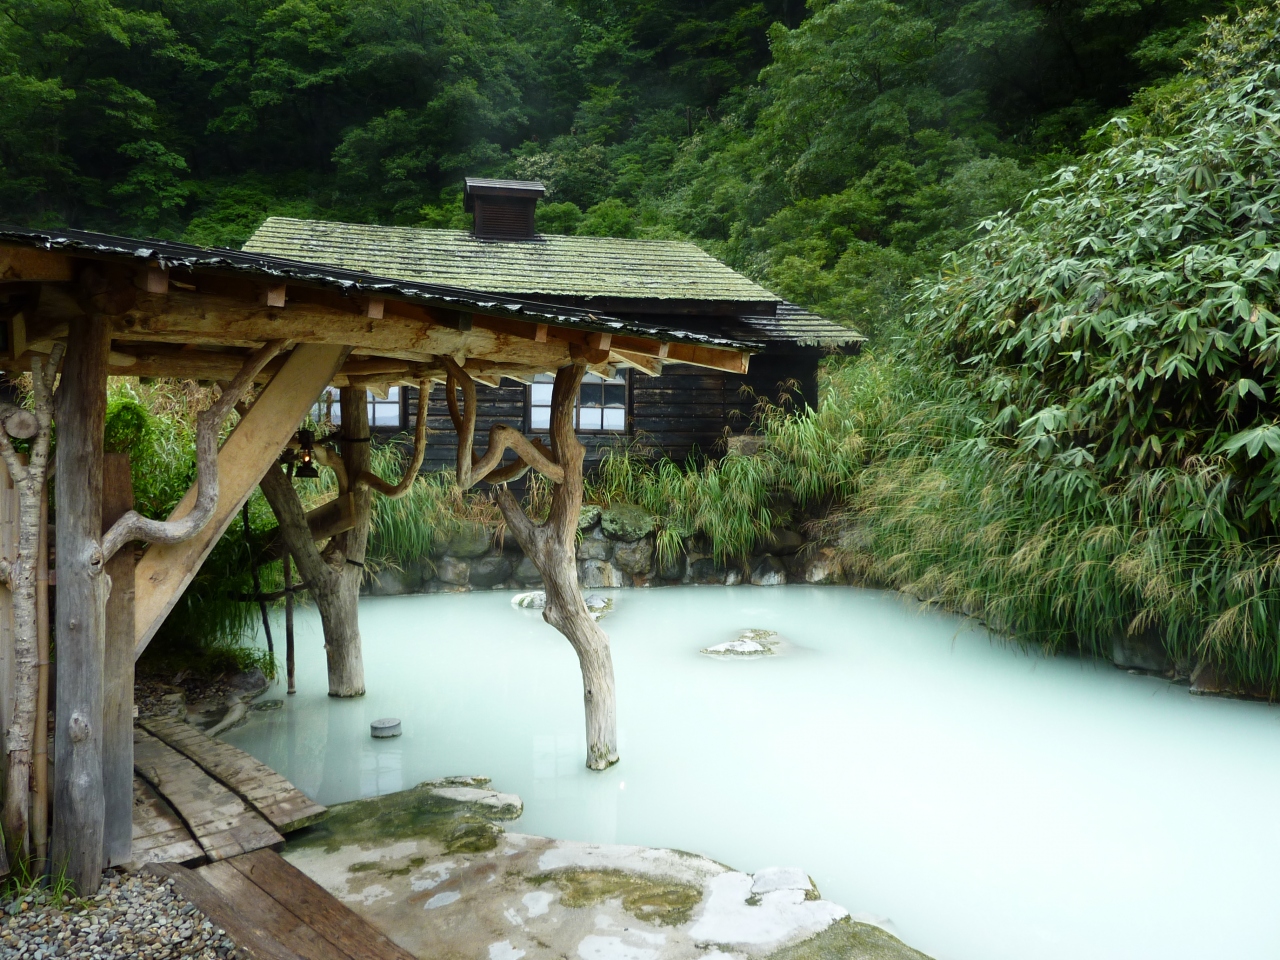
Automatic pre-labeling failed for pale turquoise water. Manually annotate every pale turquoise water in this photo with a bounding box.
[225,586,1280,960]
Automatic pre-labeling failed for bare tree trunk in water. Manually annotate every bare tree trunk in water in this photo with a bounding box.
[258,383,428,698]
[446,358,618,769]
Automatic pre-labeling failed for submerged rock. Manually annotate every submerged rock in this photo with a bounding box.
[512,591,547,610]
[702,629,785,658]
[584,594,614,620]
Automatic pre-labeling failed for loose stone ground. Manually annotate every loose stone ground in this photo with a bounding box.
[0,870,242,959]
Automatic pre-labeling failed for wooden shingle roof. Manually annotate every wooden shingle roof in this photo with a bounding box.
[244,218,780,306]
[741,302,864,350]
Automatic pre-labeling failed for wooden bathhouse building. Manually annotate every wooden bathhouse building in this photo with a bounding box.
[243,178,862,467]
[0,218,785,891]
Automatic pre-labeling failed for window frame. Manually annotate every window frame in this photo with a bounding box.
[525,369,631,436]
[313,386,406,432]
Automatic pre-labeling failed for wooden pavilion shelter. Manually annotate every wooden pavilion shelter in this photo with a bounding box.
[0,224,757,892]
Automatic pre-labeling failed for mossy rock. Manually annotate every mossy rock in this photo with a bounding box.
[600,503,655,541]
[286,778,507,854]
[447,523,493,558]
[531,868,702,927]
[763,918,935,960]
[578,504,602,529]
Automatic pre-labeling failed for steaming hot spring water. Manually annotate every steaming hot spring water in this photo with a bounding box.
[226,585,1280,960]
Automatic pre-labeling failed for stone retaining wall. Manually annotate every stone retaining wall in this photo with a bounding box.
[362,503,845,598]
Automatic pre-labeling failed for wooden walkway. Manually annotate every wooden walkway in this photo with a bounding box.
[131,717,323,865]
[148,849,415,960]
[132,719,412,959]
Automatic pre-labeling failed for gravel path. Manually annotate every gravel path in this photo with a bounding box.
[0,869,243,959]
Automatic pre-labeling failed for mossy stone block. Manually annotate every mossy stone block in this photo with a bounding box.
[601,503,655,541]
[447,523,492,558]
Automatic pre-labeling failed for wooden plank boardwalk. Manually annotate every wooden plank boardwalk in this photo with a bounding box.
[131,718,325,866]
[141,716,327,832]
[148,849,415,960]
[131,721,391,959]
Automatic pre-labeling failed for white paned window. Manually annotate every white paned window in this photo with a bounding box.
[312,386,403,429]
[528,371,627,434]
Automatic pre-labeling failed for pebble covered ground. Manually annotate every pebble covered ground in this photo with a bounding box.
[0,869,243,959]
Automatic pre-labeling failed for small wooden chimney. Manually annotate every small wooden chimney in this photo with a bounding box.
[464,178,546,240]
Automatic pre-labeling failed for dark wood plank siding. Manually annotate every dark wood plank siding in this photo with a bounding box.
[384,350,823,476]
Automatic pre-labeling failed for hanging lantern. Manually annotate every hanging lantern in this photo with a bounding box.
[293,428,320,479]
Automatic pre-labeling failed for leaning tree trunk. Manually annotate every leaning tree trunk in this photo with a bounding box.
[258,383,429,698]
[446,358,618,769]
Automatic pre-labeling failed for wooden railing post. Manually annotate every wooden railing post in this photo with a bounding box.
[52,315,109,894]
[102,452,135,866]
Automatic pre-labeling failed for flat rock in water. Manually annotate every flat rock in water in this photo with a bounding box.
[702,628,786,658]
[584,594,613,620]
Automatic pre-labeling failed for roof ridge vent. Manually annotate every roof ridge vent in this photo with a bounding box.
[464,178,545,241]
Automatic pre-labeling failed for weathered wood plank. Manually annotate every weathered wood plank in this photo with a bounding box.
[197,860,352,960]
[131,778,203,866]
[141,717,326,833]
[103,452,136,866]
[143,862,302,960]
[134,343,347,657]
[133,729,283,862]
[52,314,109,894]
[228,849,416,960]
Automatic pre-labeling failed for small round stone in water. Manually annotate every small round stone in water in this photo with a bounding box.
[371,718,402,738]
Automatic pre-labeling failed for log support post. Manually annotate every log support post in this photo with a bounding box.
[101,453,135,867]
[52,315,109,894]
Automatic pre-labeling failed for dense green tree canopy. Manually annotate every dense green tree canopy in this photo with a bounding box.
[0,0,1242,334]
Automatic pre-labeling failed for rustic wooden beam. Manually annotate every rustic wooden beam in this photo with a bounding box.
[133,343,346,658]
[0,247,73,283]
[115,290,574,369]
[138,266,169,294]
[586,332,612,352]
[664,341,749,374]
[534,323,548,343]
[52,314,109,894]
[612,350,664,376]
[101,452,135,867]
[264,284,286,308]
[365,297,384,320]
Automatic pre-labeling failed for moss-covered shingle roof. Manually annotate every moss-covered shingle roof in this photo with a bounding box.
[244,218,780,305]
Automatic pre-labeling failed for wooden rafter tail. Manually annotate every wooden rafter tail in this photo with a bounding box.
[102,339,288,563]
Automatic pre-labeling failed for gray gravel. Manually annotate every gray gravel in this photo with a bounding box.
[0,869,242,959]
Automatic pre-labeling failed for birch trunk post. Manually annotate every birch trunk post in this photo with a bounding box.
[443,358,619,770]
[101,453,135,867]
[258,382,429,698]
[0,344,62,869]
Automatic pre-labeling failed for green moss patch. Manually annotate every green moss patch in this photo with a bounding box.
[287,779,507,854]
[763,918,935,960]
[531,869,701,926]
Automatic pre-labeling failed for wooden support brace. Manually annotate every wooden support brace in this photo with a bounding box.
[140,266,169,294]
[366,297,384,320]
[133,343,346,658]
[265,284,286,308]
[534,323,548,343]
[101,453,135,867]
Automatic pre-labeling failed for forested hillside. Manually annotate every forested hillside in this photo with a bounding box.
[0,0,1231,335]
